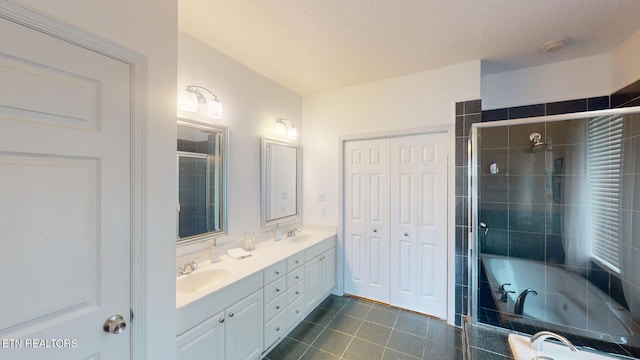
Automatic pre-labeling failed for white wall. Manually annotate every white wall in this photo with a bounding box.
[481,54,611,110]
[612,29,640,92]
[178,33,302,245]
[7,0,178,357]
[302,60,480,226]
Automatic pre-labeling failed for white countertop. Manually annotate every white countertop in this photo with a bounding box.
[176,227,337,309]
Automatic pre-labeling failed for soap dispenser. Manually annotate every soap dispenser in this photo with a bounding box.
[210,239,220,263]
[274,223,281,241]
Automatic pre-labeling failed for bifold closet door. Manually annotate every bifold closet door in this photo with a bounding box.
[344,139,390,303]
[390,133,448,318]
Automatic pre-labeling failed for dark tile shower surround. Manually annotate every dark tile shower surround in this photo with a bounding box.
[453,77,640,359]
[454,99,481,327]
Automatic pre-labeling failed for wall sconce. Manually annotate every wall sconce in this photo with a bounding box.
[179,85,223,119]
[274,119,298,140]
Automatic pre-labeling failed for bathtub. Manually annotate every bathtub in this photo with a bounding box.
[480,254,638,345]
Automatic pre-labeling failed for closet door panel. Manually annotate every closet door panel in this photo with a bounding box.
[344,139,390,303]
[390,133,448,318]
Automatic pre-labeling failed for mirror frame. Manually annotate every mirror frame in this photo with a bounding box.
[176,118,228,247]
[261,137,302,228]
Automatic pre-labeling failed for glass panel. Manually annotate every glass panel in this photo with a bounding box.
[473,111,640,356]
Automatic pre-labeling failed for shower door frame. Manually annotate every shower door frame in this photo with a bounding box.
[468,105,640,326]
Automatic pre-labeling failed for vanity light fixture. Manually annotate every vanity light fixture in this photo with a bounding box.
[179,85,223,119]
[274,119,298,140]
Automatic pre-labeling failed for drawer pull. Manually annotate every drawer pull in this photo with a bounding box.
[275,288,280,292]
[296,310,300,314]
[276,327,280,332]
[295,291,300,295]
[275,270,280,275]
[296,275,300,280]
[219,318,225,323]
[295,260,300,264]
[228,312,234,318]
[276,305,280,310]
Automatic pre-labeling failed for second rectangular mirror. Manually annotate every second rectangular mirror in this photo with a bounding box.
[261,137,301,227]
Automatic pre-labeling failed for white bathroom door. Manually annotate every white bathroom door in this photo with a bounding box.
[389,133,448,318]
[0,17,131,359]
[344,139,390,303]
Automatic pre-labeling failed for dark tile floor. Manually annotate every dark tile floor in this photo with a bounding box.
[265,295,464,360]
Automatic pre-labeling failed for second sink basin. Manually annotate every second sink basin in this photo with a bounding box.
[289,234,312,243]
[177,268,231,294]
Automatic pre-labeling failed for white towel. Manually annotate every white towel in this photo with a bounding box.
[227,248,252,260]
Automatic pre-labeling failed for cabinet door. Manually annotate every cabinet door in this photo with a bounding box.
[176,311,225,360]
[322,248,336,295]
[226,290,263,360]
[304,256,323,309]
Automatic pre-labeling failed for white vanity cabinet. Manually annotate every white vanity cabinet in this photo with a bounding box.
[304,240,336,310]
[177,271,264,360]
[262,250,306,353]
[176,310,225,360]
[177,231,337,360]
[177,289,263,360]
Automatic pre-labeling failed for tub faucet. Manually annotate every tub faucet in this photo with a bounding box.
[514,288,537,315]
[530,331,578,352]
[496,283,515,302]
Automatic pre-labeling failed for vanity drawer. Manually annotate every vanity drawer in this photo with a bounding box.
[264,293,286,322]
[264,260,286,285]
[287,296,305,330]
[264,311,286,351]
[287,252,305,271]
[264,276,287,303]
[287,281,304,305]
[287,266,304,287]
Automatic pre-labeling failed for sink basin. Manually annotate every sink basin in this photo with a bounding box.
[176,268,230,294]
[508,333,618,360]
[289,234,312,243]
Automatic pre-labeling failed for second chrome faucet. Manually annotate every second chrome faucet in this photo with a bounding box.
[514,288,538,315]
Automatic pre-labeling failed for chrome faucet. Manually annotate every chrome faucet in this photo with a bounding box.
[177,258,198,277]
[514,288,537,315]
[496,283,515,302]
[287,228,301,237]
[530,331,578,352]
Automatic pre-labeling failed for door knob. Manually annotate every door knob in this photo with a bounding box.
[103,315,127,335]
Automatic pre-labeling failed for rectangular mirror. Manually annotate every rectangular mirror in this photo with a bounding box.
[177,118,227,246]
[261,137,301,227]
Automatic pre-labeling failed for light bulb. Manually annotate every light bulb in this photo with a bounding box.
[287,126,298,140]
[274,121,286,137]
[208,99,223,119]
[179,90,198,112]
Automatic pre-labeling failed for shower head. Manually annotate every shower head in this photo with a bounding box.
[529,132,547,152]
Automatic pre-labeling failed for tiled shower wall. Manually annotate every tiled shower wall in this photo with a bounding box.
[454,77,640,327]
[454,99,481,326]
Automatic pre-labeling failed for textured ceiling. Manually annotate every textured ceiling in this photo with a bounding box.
[179,0,640,95]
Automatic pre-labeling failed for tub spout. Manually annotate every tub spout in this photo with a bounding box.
[513,288,537,315]
[530,331,578,352]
